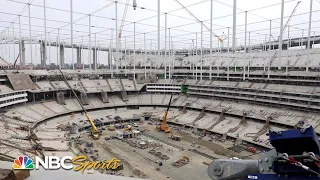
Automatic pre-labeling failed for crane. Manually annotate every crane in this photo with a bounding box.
[172,0,226,45]
[57,68,101,140]
[280,0,301,41]
[118,0,130,45]
[270,1,301,42]
[156,94,173,133]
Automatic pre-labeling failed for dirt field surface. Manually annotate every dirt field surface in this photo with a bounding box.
[176,131,240,157]
[75,123,255,180]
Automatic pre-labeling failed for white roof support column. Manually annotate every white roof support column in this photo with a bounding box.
[209,0,213,80]
[164,13,167,80]
[200,22,203,81]
[306,0,313,73]
[232,0,237,53]
[43,0,47,68]
[70,0,74,70]
[278,0,284,68]
[227,27,230,81]
[244,11,247,81]
[268,20,271,79]
[28,4,33,66]
[89,14,92,71]
[133,22,136,80]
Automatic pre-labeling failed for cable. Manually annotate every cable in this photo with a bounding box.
[281,153,320,176]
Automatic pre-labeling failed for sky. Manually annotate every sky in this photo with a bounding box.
[0,0,320,65]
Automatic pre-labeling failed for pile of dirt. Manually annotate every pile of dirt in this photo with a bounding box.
[177,131,239,157]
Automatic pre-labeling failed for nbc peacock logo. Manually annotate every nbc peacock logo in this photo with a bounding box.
[12,156,34,170]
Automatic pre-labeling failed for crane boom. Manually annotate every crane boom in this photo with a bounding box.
[57,68,100,139]
[172,0,223,43]
[156,94,173,133]
[119,0,130,40]
[278,1,301,41]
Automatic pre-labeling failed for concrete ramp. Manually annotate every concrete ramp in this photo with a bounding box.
[227,112,248,133]
[80,92,89,105]
[56,92,66,105]
[121,91,128,102]
[181,103,189,114]
[207,109,227,130]
[7,73,36,90]
[101,90,109,103]
[192,107,206,126]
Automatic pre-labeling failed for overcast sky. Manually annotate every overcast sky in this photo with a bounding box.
[0,0,320,64]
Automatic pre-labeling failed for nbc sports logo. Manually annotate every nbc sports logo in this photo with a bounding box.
[12,156,34,170]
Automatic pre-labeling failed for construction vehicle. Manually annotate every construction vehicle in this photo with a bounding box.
[156,94,173,133]
[107,126,115,131]
[171,134,181,141]
[58,68,100,140]
[172,156,189,168]
[207,126,320,179]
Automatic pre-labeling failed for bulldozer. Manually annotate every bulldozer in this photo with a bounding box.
[156,94,173,133]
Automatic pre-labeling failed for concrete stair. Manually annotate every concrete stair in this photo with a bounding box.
[106,79,113,91]
[119,78,125,91]
[49,81,57,90]
[121,91,128,102]
[263,83,269,89]
[79,81,88,92]
[56,92,66,105]
[34,83,41,89]
[248,82,254,88]
[132,80,137,91]
[80,92,89,105]
[101,90,109,103]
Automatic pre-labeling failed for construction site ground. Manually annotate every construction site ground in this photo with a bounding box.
[77,122,259,180]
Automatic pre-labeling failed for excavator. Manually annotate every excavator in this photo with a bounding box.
[156,94,173,133]
[58,68,101,140]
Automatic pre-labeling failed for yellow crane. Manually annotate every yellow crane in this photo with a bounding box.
[156,94,173,133]
[58,68,100,140]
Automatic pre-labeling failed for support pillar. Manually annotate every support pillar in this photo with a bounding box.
[76,47,81,68]
[232,0,237,52]
[40,41,46,68]
[59,45,64,68]
[108,47,112,68]
[306,43,313,49]
[19,40,26,66]
[93,49,97,70]
[307,0,313,73]
[279,0,284,66]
